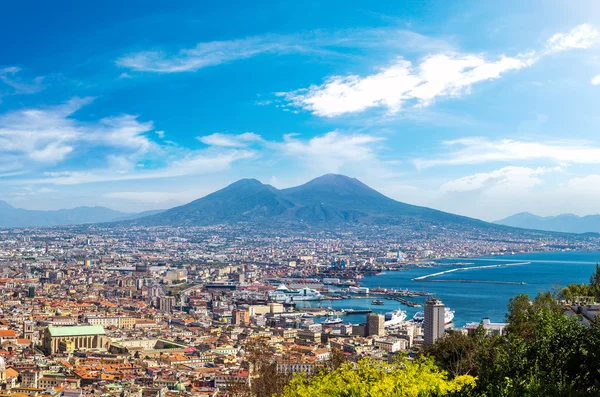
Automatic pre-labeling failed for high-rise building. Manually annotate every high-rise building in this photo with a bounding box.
[158,296,176,313]
[366,313,385,337]
[424,298,445,345]
[232,309,250,325]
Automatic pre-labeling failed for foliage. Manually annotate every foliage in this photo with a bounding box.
[427,285,600,396]
[282,356,476,397]
[229,337,291,397]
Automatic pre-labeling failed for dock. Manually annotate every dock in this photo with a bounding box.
[385,297,422,308]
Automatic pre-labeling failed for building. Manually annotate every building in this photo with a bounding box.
[464,318,508,336]
[366,313,385,337]
[42,325,109,354]
[232,310,250,326]
[374,337,407,353]
[159,296,177,313]
[424,298,445,345]
[276,360,316,375]
[22,321,36,341]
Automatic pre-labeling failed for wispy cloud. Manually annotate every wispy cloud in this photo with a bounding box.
[197,132,263,147]
[0,67,47,95]
[34,149,255,185]
[197,130,387,174]
[592,75,600,85]
[116,29,453,73]
[545,23,599,53]
[415,137,600,168]
[282,24,598,117]
[440,166,559,193]
[0,97,154,169]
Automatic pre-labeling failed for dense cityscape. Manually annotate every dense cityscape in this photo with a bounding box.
[3,1,600,395]
[0,223,598,395]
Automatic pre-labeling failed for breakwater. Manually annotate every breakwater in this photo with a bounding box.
[412,262,531,281]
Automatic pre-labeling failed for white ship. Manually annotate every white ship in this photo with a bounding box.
[413,308,455,325]
[384,309,407,327]
[322,316,343,325]
[269,284,323,302]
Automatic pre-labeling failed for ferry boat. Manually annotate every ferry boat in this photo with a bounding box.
[371,299,384,305]
[268,284,323,302]
[341,309,372,315]
[413,308,455,324]
[322,316,343,325]
[384,309,407,327]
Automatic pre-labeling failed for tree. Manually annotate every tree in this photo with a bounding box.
[590,264,600,297]
[282,357,476,397]
[229,337,291,397]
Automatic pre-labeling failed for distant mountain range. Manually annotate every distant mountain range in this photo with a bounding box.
[0,200,163,228]
[494,212,600,234]
[6,175,594,235]
[127,174,497,230]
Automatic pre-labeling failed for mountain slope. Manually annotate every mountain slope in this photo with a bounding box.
[130,174,493,229]
[132,179,295,226]
[0,200,160,227]
[494,212,600,233]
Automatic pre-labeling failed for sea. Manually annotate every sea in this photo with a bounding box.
[296,251,600,328]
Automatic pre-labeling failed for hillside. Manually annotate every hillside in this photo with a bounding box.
[494,212,600,234]
[129,174,495,229]
[0,201,162,228]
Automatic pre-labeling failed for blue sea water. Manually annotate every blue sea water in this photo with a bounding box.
[301,251,600,327]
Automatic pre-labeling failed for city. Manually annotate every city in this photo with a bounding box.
[2,0,600,395]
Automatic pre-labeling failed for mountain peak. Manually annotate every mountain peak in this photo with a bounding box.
[227,178,264,187]
[297,174,376,195]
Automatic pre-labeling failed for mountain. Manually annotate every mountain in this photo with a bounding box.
[130,174,494,229]
[0,201,161,228]
[494,212,600,234]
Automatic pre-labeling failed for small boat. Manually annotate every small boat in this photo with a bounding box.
[371,299,384,305]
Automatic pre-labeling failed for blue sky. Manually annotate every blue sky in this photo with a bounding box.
[2,0,600,220]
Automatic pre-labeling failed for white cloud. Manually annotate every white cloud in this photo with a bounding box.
[440,166,557,193]
[282,24,596,117]
[0,97,154,168]
[194,130,387,174]
[155,130,165,138]
[415,137,600,168]
[198,132,262,147]
[277,131,385,172]
[545,24,599,53]
[283,53,533,117]
[592,75,600,85]
[116,29,453,73]
[0,67,46,95]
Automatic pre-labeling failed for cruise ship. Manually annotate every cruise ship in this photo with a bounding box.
[413,308,455,325]
[268,284,323,302]
[384,309,407,327]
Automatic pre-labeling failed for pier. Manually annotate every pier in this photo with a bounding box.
[385,297,422,308]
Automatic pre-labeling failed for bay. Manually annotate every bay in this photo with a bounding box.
[300,251,600,327]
